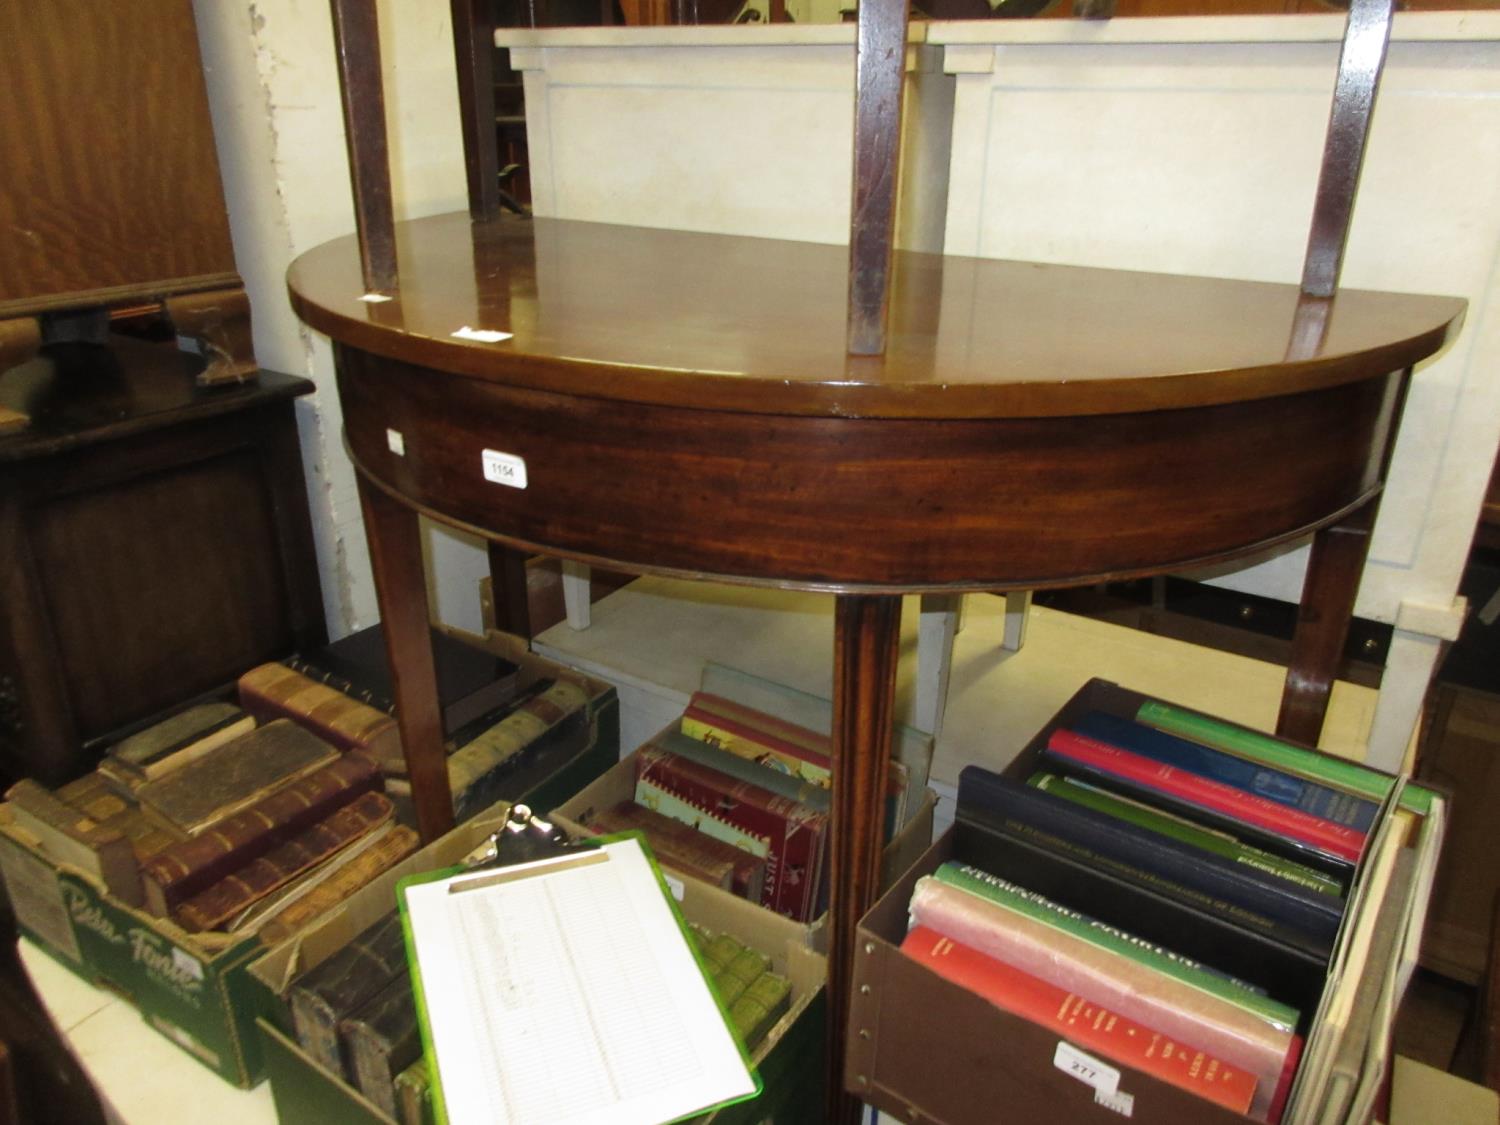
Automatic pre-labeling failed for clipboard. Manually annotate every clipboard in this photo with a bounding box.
[398,821,762,1125]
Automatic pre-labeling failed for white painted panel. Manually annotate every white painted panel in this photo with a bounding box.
[943,29,1500,625]
[509,37,954,251]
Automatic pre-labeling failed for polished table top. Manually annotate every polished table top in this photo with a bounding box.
[288,212,1464,421]
[288,214,1464,595]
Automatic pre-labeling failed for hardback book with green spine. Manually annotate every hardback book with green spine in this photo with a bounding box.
[1133,700,1396,803]
[931,861,1298,1030]
[1028,772,1344,899]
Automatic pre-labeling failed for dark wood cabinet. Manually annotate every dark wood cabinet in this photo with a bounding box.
[0,336,326,786]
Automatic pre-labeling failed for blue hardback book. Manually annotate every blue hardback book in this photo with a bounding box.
[957,765,1343,956]
[1071,710,1380,832]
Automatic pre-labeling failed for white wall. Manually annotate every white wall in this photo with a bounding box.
[192,0,491,638]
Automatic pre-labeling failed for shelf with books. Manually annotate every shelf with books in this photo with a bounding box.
[847,678,1446,1125]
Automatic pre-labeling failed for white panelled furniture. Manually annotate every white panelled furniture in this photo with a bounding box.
[498,14,1500,770]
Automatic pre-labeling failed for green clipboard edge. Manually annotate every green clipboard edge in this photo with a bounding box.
[396,829,763,1125]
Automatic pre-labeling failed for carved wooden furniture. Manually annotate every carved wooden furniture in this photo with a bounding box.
[0,337,326,787]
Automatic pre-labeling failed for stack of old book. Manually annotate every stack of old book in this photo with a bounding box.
[574,691,916,923]
[900,699,1386,1124]
[240,625,592,821]
[288,912,427,1122]
[4,701,421,940]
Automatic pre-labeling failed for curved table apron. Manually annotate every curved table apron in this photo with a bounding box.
[289,211,1464,1120]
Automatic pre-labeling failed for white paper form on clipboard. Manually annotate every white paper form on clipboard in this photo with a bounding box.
[399,834,759,1125]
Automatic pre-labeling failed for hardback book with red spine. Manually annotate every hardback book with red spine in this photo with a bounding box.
[1045,729,1364,864]
[172,791,396,932]
[139,751,382,917]
[634,745,827,921]
[901,924,1258,1116]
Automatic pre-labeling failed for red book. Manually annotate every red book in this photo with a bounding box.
[901,925,1258,1116]
[1046,729,1364,863]
[634,745,827,921]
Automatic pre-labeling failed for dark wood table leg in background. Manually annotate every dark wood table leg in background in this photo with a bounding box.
[828,594,903,1124]
[1277,505,1377,745]
[357,474,454,841]
[486,541,533,640]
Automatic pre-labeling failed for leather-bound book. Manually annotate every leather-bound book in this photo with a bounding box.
[238,663,403,775]
[99,703,256,792]
[139,751,382,917]
[55,773,187,862]
[446,679,590,817]
[394,1058,435,1125]
[289,912,409,1074]
[256,824,419,947]
[587,800,766,903]
[135,719,338,835]
[171,791,395,932]
[4,780,143,906]
[340,976,422,1119]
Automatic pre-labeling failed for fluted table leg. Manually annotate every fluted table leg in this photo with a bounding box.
[828,594,903,1124]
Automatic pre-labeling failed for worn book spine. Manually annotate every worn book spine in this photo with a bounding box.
[1073,711,1379,831]
[172,791,394,932]
[689,692,833,759]
[961,769,1343,946]
[901,925,1258,1116]
[290,913,411,1075]
[446,679,589,795]
[106,702,256,785]
[4,780,143,906]
[1045,729,1365,865]
[139,751,382,917]
[728,970,791,1051]
[1135,699,1396,804]
[679,706,832,788]
[910,875,1292,1119]
[588,801,738,892]
[340,977,421,1119]
[635,746,826,921]
[238,662,403,773]
[1029,772,1346,900]
[55,773,187,862]
[257,824,419,946]
[394,1058,436,1125]
[676,700,909,830]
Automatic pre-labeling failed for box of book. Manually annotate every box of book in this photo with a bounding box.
[250,827,828,1125]
[551,659,936,929]
[0,715,430,1089]
[241,626,621,826]
[550,744,935,934]
[846,677,1446,1125]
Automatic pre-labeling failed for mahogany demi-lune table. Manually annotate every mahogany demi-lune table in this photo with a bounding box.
[287,210,1464,1118]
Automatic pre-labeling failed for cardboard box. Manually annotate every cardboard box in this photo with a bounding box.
[0,805,295,1087]
[0,640,618,1089]
[845,678,1438,1125]
[252,831,829,1125]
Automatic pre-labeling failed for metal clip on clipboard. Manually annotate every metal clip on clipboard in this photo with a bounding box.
[458,802,598,873]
